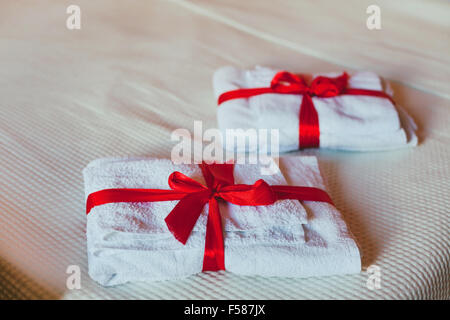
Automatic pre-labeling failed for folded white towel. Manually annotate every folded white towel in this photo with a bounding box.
[83,155,361,286]
[213,66,418,153]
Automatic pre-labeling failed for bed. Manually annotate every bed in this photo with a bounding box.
[0,0,448,299]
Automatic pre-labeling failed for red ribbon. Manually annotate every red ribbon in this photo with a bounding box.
[218,71,394,149]
[86,162,334,272]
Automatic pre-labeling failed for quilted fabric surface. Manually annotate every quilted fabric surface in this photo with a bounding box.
[0,0,448,299]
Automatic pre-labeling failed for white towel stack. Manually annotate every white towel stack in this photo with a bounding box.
[213,66,418,153]
[83,155,361,286]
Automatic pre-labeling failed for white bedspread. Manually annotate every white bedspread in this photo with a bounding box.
[0,0,448,299]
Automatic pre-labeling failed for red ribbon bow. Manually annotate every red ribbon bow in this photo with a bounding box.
[86,162,334,271]
[218,71,394,149]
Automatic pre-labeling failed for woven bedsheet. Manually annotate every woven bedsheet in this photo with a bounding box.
[0,0,448,299]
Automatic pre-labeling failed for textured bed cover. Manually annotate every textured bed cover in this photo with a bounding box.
[0,0,448,299]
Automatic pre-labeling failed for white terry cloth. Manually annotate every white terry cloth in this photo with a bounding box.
[213,66,418,153]
[83,156,361,286]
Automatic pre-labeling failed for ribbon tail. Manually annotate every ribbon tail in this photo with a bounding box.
[164,191,210,245]
[202,197,225,271]
[299,94,320,149]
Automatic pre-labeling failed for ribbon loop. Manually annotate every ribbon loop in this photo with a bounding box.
[168,171,207,193]
[270,71,307,93]
[217,179,277,206]
[309,72,348,97]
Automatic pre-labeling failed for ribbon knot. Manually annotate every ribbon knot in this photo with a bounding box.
[168,171,208,193]
[309,74,349,97]
[164,163,281,271]
[270,71,349,98]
